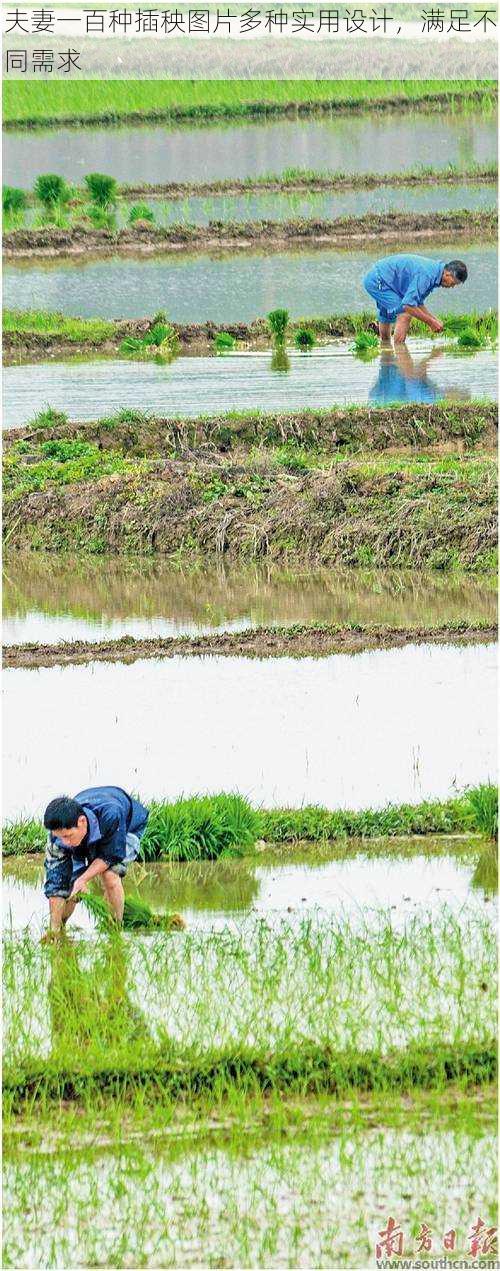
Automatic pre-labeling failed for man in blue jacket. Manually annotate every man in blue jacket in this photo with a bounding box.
[363,254,468,345]
[43,785,149,933]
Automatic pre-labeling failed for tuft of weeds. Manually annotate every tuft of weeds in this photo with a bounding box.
[128,202,155,224]
[33,173,70,210]
[294,327,316,351]
[3,186,27,215]
[84,172,117,209]
[214,331,237,353]
[30,405,69,430]
[463,783,498,840]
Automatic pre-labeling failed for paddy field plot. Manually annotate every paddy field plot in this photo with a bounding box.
[3,341,497,429]
[3,642,496,821]
[4,107,497,190]
[5,245,496,323]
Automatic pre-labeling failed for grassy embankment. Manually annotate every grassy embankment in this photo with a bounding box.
[4,620,496,670]
[4,79,495,127]
[5,211,497,259]
[4,785,497,859]
[4,448,497,571]
[4,307,497,358]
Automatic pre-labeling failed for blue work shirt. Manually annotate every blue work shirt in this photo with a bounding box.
[366,254,446,313]
[51,785,149,868]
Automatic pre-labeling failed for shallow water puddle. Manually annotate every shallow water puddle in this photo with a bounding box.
[3,1127,496,1269]
[5,244,496,321]
[4,558,496,646]
[4,109,496,188]
[3,643,496,821]
[2,840,494,936]
[3,341,497,429]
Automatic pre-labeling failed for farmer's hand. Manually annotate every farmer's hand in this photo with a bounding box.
[69,878,86,900]
[430,318,444,334]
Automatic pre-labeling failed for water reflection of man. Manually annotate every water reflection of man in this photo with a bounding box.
[363,254,468,345]
[369,345,446,406]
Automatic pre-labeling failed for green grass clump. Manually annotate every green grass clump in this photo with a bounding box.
[294,327,316,351]
[214,331,237,353]
[267,308,289,346]
[120,321,179,359]
[34,173,70,210]
[3,440,137,499]
[463,783,498,840]
[31,405,69,430]
[3,186,27,215]
[457,329,484,349]
[81,890,185,932]
[84,172,117,209]
[142,794,260,861]
[128,202,155,225]
[352,331,379,356]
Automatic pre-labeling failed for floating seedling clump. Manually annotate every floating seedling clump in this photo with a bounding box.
[120,320,179,360]
[352,330,379,357]
[3,186,27,215]
[81,890,186,933]
[34,173,70,210]
[128,202,155,225]
[84,172,117,209]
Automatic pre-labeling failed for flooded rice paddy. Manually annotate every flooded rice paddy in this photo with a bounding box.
[3,643,496,822]
[3,839,495,936]
[4,558,496,646]
[13,182,498,230]
[4,1124,495,1269]
[4,110,497,189]
[5,244,496,321]
[4,342,497,429]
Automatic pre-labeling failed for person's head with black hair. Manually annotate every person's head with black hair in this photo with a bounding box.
[441,260,468,288]
[44,796,88,847]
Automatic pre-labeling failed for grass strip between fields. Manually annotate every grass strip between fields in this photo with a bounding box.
[3,786,497,858]
[4,79,496,127]
[3,621,496,671]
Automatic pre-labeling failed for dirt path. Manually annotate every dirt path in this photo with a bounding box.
[4,623,496,670]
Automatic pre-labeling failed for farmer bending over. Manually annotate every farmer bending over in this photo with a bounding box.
[43,785,149,933]
[363,254,467,345]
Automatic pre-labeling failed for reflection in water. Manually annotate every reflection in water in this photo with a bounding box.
[48,935,152,1061]
[3,557,496,645]
[4,245,496,322]
[3,342,497,430]
[369,346,471,406]
[2,839,493,934]
[471,842,498,895]
[4,111,496,188]
[3,644,496,820]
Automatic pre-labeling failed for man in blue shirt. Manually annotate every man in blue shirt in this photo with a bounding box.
[363,254,468,345]
[43,785,149,933]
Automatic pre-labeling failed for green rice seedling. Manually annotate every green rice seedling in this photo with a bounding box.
[294,327,316,351]
[214,332,237,353]
[352,331,379,356]
[33,173,70,209]
[3,186,27,215]
[141,793,260,861]
[84,172,117,208]
[456,329,484,349]
[119,335,143,355]
[81,890,186,932]
[267,309,289,347]
[128,202,155,224]
[463,783,498,839]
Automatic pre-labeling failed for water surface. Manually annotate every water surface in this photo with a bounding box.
[3,839,494,935]
[4,557,496,645]
[5,244,496,321]
[4,110,496,189]
[10,182,497,232]
[4,342,496,429]
[3,642,496,821]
